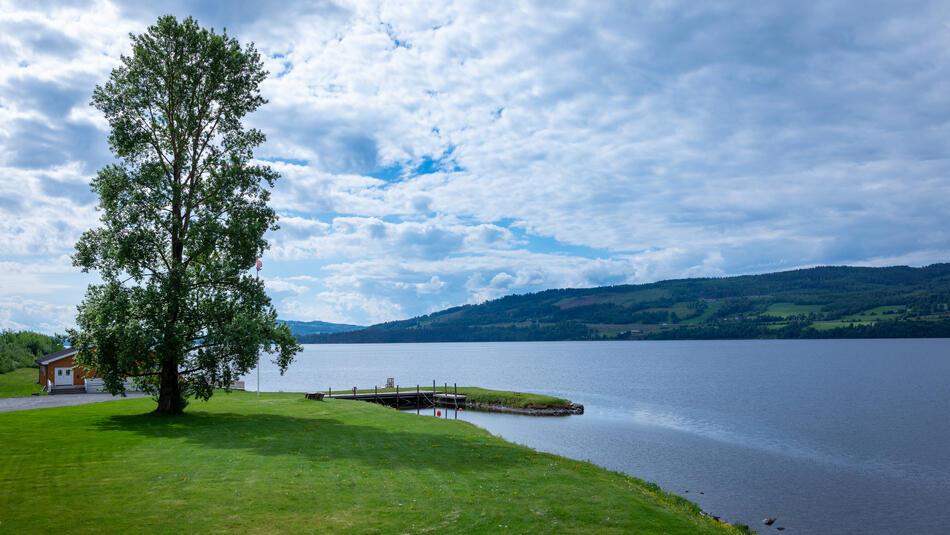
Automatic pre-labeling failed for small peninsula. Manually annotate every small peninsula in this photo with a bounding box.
[323,385,585,415]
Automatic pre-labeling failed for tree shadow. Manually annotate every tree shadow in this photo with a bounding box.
[95,409,529,473]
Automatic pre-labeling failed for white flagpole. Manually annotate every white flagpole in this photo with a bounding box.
[256,258,261,399]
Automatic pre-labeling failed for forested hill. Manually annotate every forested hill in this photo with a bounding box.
[299,264,950,343]
[281,320,364,338]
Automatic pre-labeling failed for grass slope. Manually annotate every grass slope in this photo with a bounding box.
[0,392,744,534]
[0,368,44,398]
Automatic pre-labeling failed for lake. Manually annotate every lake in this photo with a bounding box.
[243,339,950,534]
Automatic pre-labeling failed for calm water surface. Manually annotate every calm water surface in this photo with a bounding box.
[245,339,950,534]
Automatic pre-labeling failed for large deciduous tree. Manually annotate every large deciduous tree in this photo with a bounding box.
[71,15,300,414]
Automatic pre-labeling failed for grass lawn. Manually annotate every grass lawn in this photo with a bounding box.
[764,303,823,318]
[0,391,746,534]
[0,367,44,398]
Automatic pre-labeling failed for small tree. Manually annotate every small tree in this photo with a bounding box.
[71,15,300,414]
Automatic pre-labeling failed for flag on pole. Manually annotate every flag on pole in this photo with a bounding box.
[256,258,262,272]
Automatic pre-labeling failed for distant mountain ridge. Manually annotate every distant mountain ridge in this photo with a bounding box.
[297,264,950,343]
[282,320,364,338]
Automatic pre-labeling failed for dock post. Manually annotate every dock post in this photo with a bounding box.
[433,380,436,416]
[396,385,399,408]
[328,387,331,397]
[353,386,357,398]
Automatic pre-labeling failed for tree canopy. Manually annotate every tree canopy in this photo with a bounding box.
[71,15,300,414]
[0,330,66,374]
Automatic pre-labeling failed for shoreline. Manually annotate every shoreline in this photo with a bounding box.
[464,400,584,415]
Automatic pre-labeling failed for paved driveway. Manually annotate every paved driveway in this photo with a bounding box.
[0,392,150,412]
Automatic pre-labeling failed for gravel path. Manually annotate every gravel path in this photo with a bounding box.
[0,392,150,412]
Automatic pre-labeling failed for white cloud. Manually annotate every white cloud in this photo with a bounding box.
[0,164,98,255]
[394,275,445,295]
[0,256,78,296]
[279,290,403,325]
[243,0,950,268]
[268,214,517,261]
[0,296,75,334]
[2,0,950,329]
[262,277,309,295]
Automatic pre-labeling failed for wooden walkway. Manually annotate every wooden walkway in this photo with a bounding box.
[326,390,466,408]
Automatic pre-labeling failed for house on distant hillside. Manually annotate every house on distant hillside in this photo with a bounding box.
[35,348,103,393]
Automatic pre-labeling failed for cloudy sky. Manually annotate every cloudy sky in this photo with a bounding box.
[2,1,950,333]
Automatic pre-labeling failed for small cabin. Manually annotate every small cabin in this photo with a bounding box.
[35,348,101,393]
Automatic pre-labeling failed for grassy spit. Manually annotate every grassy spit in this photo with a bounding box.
[330,385,572,409]
[0,368,44,398]
[0,391,749,534]
[455,387,568,409]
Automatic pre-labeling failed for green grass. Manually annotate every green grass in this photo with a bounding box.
[627,306,698,323]
[764,303,823,318]
[0,367,44,398]
[811,320,875,331]
[679,301,723,324]
[669,302,703,321]
[840,305,905,322]
[0,391,745,534]
[329,386,573,409]
[455,387,570,408]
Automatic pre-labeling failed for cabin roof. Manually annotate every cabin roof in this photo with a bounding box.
[34,348,78,365]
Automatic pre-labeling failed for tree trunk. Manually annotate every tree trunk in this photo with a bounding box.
[155,359,183,414]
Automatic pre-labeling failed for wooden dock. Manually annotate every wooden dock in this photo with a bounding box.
[325,389,466,409]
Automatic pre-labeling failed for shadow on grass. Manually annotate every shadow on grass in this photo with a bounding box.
[95,410,528,473]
